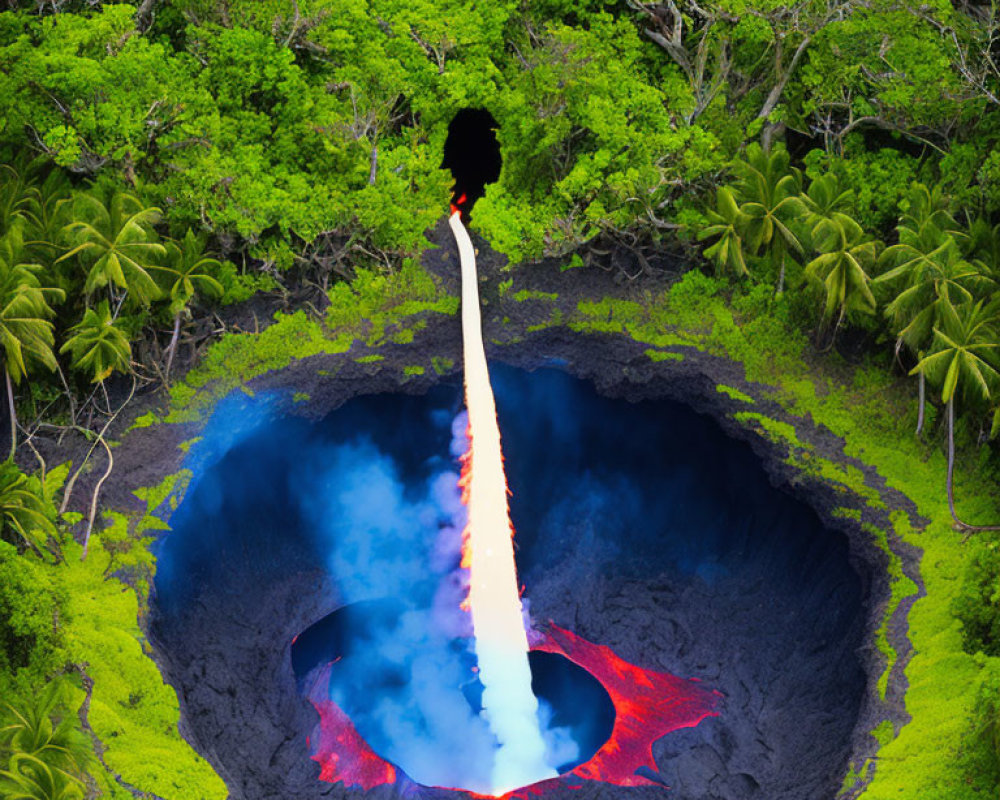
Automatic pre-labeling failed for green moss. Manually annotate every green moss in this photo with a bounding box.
[716,384,754,404]
[292,392,310,404]
[326,259,459,348]
[840,759,876,796]
[178,437,203,454]
[645,349,684,362]
[127,411,161,431]
[561,254,585,272]
[873,719,896,748]
[163,262,456,424]
[58,534,225,799]
[431,356,455,375]
[164,311,345,423]
[356,354,384,364]
[512,289,558,302]
[404,365,425,376]
[732,411,801,449]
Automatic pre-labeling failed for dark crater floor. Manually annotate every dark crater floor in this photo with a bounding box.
[150,365,869,800]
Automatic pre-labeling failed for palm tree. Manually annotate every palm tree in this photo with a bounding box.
[57,305,132,563]
[0,680,90,799]
[911,298,1000,530]
[804,215,879,346]
[0,754,85,800]
[0,231,65,459]
[150,230,224,379]
[800,173,854,238]
[59,302,132,385]
[0,461,56,558]
[1,681,89,770]
[21,170,71,268]
[899,181,963,241]
[0,163,38,241]
[730,143,806,293]
[699,187,750,278]
[875,216,994,434]
[56,191,164,308]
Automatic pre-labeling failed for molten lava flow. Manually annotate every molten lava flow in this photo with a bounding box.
[450,210,554,793]
[305,663,397,790]
[534,624,721,788]
[307,626,721,794]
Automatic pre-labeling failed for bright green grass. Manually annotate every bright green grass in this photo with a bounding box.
[716,384,755,404]
[25,469,225,800]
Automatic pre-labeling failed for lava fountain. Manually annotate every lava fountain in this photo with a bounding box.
[451,210,555,793]
[300,215,724,796]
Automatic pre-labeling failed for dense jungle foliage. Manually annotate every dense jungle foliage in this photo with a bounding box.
[3,0,1000,797]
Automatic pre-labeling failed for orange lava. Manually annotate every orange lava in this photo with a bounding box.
[306,625,720,794]
[450,193,469,217]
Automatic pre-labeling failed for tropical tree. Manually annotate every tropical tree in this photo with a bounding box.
[878,230,988,344]
[150,230,224,379]
[0,164,38,241]
[964,216,1000,284]
[911,298,1000,530]
[0,679,90,800]
[899,181,964,240]
[804,215,879,346]
[56,192,164,308]
[0,461,56,558]
[59,303,131,385]
[0,231,65,459]
[699,187,749,278]
[57,304,132,563]
[729,143,806,293]
[875,206,995,433]
[0,754,85,800]
[799,173,854,238]
[20,170,72,268]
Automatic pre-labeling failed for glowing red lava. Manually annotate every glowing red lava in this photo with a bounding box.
[450,193,469,218]
[306,624,720,795]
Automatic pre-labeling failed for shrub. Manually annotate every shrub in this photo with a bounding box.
[955,535,1000,657]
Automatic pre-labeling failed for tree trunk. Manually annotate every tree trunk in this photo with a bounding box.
[916,370,925,435]
[761,121,786,154]
[368,142,378,186]
[946,398,1000,531]
[164,312,181,382]
[134,0,158,31]
[946,397,958,524]
[776,250,786,295]
[81,433,113,562]
[6,367,16,462]
[757,36,813,122]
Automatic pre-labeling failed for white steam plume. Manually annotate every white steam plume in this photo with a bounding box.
[450,211,556,793]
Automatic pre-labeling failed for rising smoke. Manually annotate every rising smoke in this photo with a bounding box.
[297,407,577,792]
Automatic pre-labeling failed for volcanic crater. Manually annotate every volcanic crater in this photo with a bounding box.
[122,222,921,800]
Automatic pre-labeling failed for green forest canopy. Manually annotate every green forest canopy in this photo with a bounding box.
[3,0,1000,798]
